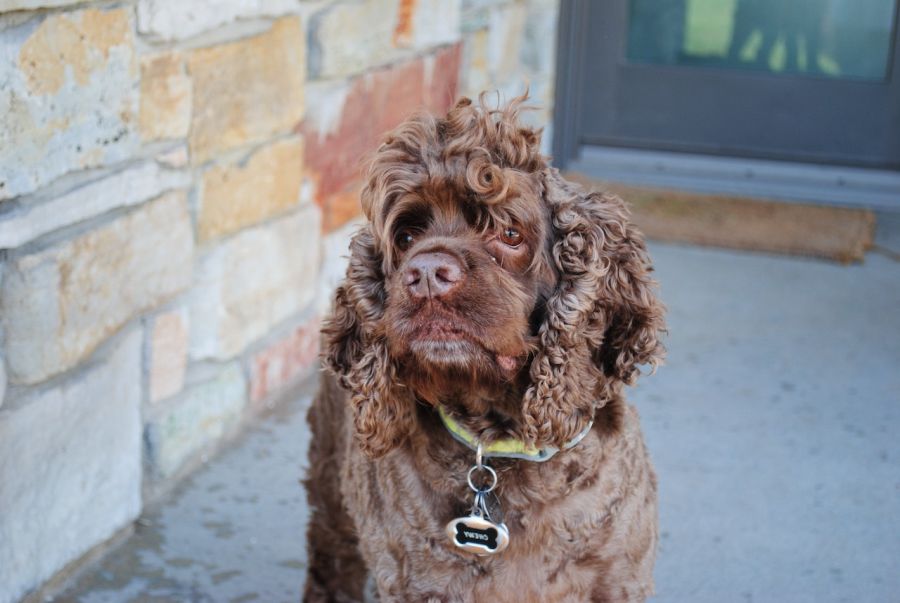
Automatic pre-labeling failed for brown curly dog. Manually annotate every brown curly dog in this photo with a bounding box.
[303,96,665,603]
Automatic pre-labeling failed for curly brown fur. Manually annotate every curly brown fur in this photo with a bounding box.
[304,95,665,602]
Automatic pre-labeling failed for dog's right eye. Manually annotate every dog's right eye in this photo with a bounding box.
[396,230,416,251]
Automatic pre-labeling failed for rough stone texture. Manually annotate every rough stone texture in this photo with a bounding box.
[147,308,189,404]
[302,44,460,231]
[309,0,460,79]
[248,314,318,404]
[188,17,305,164]
[0,329,142,603]
[0,8,138,201]
[137,0,299,42]
[198,137,305,243]
[143,362,246,479]
[155,144,189,168]
[459,0,558,154]
[0,161,190,250]
[0,0,83,10]
[461,27,490,93]
[139,52,191,142]
[0,191,193,384]
[190,205,321,360]
[318,216,363,313]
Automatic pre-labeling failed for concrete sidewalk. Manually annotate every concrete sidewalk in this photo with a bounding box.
[54,241,900,603]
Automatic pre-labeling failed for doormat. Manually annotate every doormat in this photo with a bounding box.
[564,173,876,263]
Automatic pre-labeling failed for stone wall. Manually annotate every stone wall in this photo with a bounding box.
[0,1,558,601]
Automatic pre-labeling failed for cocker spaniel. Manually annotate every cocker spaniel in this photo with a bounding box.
[304,96,665,602]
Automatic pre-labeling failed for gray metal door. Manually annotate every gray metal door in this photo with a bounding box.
[554,0,900,170]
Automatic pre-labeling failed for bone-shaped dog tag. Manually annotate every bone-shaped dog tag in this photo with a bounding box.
[446,513,510,555]
[447,451,509,555]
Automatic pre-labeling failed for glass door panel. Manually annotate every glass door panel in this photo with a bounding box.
[627,0,897,81]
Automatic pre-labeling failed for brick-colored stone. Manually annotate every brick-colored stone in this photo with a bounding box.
[147,308,189,403]
[198,137,305,243]
[302,44,460,232]
[190,205,321,360]
[137,0,298,42]
[139,52,191,141]
[188,18,304,164]
[0,161,190,250]
[1,192,193,384]
[144,362,246,479]
[0,330,142,603]
[428,43,464,121]
[0,8,138,201]
[249,315,318,404]
[310,0,460,79]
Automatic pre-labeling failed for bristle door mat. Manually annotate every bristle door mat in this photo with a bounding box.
[564,173,876,263]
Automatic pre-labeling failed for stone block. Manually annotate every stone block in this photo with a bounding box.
[0,160,190,250]
[486,1,528,78]
[303,44,460,231]
[460,28,490,97]
[143,362,246,479]
[318,217,364,314]
[137,0,299,42]
[188,17,304,164]
[0,330,142,603]
[310,0,460,79]
[428,42,463,118]
[249,314,318,404]
[0,0,83,10]
[409,0,462,49]
[139,52,191,141]
[190,205,321,360]
[147,308,189,404]
[0,8,138,201]
[521,0,559,76]
[198,137,305,243]
[1,191,193,384]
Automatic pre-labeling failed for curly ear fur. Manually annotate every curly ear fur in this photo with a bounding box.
[522,169,665,447]
[323,227,415,458]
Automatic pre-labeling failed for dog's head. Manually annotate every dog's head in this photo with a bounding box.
[324,96,665,458]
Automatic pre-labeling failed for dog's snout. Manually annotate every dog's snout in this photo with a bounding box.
[404,252,464,300]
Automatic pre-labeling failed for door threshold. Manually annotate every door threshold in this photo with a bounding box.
[567,146,900,211]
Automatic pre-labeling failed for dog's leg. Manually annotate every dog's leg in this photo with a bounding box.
[303,375,368,603]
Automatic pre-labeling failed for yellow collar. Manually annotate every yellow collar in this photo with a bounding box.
[437,406,593,463]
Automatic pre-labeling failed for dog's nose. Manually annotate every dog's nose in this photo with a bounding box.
[404,252,465,300]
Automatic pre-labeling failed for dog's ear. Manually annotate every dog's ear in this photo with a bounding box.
[522,169,665,447]
[323,226,415,458]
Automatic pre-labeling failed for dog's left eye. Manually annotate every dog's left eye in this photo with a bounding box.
[500,227,523,247]
[396,229,416,251]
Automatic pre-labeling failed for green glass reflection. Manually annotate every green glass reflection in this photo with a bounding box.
[627,0,897,81]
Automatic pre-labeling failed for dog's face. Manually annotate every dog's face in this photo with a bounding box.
[324,97,665,457]
[379,167,554,406]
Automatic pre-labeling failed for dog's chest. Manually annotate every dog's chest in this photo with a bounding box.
[343,435,621,601]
